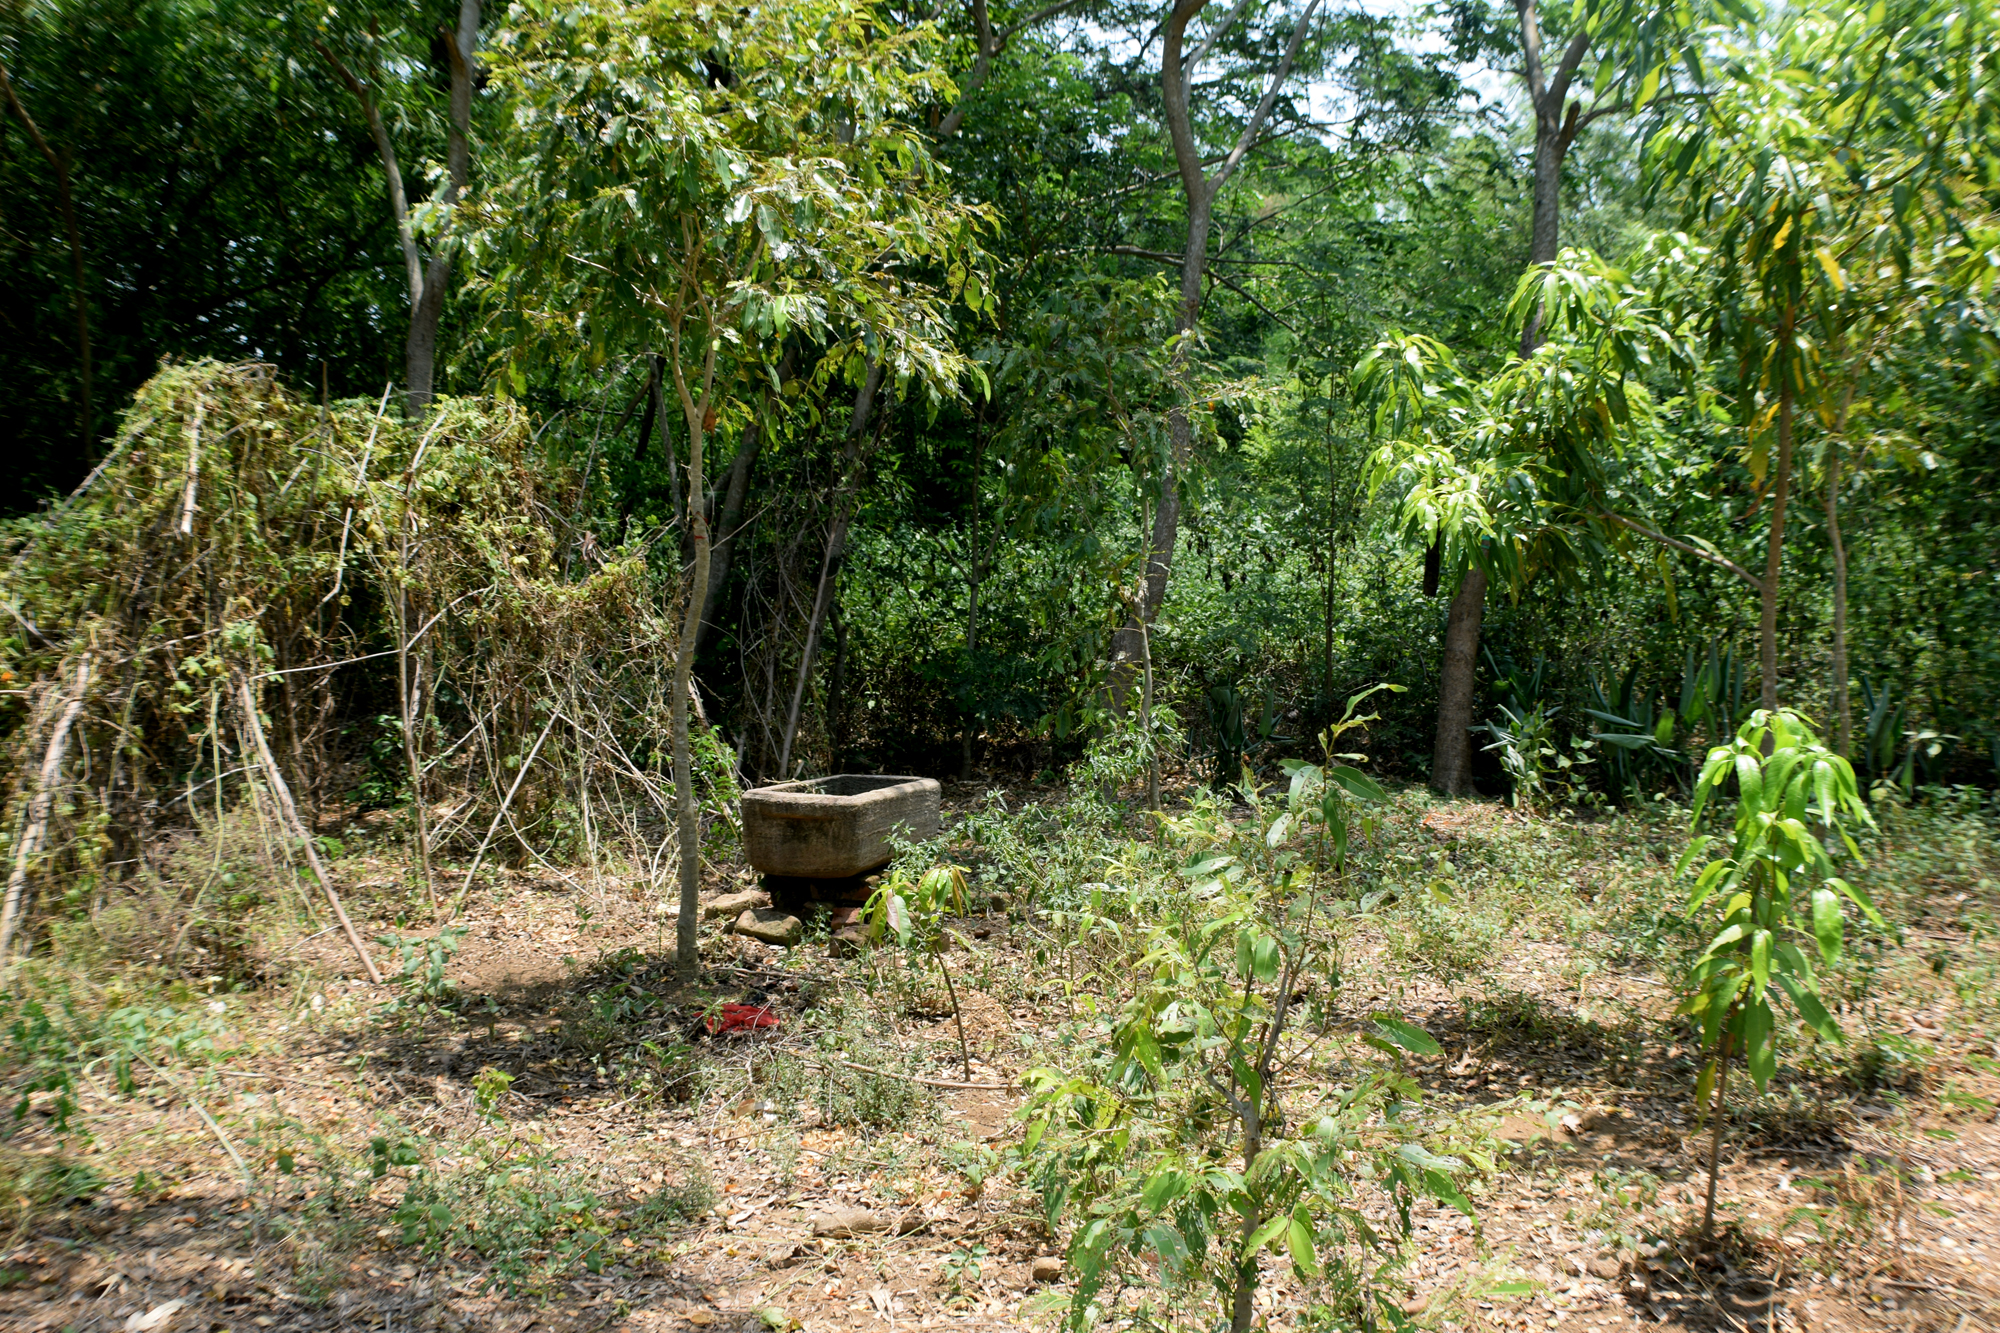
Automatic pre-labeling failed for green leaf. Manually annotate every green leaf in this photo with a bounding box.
[1287,1208,1321,1276]
[1244,1212,1290,1256]
[1423,1167,1472,1217]
[1675,834,1715,878]
[1326,765,1387,803]
[1828,876,1886,928]
[1368,1014,1441,1056]
[1774,972,1840,1042]
[1811,887,1843,963]
[1141,1169,1187,1214]
[1741,1000,1776,1090]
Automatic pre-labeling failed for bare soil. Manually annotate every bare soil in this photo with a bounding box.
[4,790,1994,1333]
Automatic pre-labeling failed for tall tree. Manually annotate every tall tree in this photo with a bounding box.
[476,0,985,979]
[1426,0,1685,793]
[316,0,482,416]
[1106,0,1323,703]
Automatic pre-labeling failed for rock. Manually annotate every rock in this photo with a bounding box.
[735,908,804,946]
[810,1206,886,1238]
[1031,1256,1063,1283]
[705,889,768,920]
[826,904,868,957]
[1588,1255,1623,1280]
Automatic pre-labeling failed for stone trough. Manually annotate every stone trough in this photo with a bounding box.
[738,775,941,943]
[741,774,940,881]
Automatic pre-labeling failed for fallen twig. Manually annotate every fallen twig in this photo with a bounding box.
[814,1056,1012,1092]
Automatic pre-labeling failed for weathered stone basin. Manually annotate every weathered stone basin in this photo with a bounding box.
[740,774,941,879]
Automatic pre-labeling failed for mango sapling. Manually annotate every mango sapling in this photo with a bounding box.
[1677,709,1881,1241]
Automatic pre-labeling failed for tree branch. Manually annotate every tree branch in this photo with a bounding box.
[1160,0,1215,207]
[1543,28,1593,113]
[1599,509,1763,590]
[312,40,424,306]
[1184,0,1254,75]
[1210,0,1321,198]
[935,0,1089,140]
[1513,0,1548,103]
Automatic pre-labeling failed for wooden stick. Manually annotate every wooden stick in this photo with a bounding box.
[815,1056,1012,1092]
[0,654,92,959]
[238,680,383,983]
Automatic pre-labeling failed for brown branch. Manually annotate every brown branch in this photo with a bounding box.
[1210,0,1320,198]
[312,39,423,307]
[0,655,92,960]
[238,680,383,984]
[935,0,1089,140]
[1599,508,1763,590]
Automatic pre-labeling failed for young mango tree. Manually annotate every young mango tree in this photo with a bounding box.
[1020,732,1476,1332]
[469,0,989,979]
[1677,708,1881,1241]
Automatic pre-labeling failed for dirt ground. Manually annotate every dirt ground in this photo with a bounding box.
[3,790,1995,1333]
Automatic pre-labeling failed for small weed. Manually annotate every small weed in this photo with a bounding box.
[379,925,467,1013]
[1389,876,1505,988]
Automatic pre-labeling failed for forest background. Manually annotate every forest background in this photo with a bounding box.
[1,2,1999,1329]
[4,0,1997,809]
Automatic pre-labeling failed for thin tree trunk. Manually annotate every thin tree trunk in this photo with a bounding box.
[696,344,798,655]
[670,344,720,983]
[656,363,683,531]
[1423,0,1588,791]
[619,358,661,533]
[828,599,848,769]
[1229,1087,1265,1333]
[1432,565,1487,795]
[1701,1031,1735,1244]
[0,656,92,960]
[1760,371,1795,712]
[0,61,92,451]
[1825,439,1850,756]
[404,0,479,415]
[1324,395,1339,696]
[962,569,981,780]
[778,361,885,774]
[1107,0,1317,708]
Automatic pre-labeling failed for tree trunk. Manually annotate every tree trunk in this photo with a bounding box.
[962,565,981,780]
[1431,565,1487,795]
[696,344,798,655]
[778,361,885,775]
[672,381,715,983]
[1759,369,1795,713]
[655,363,683,531]
[1519,123,1564,355]
[404,0,480,416]
[828,598,848,770]
[1424,0,1584,792]
[1109,0,1212,705]
[619,358,661,534]
[1825,438,1850,756]
[1701,1030,1735,1244]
